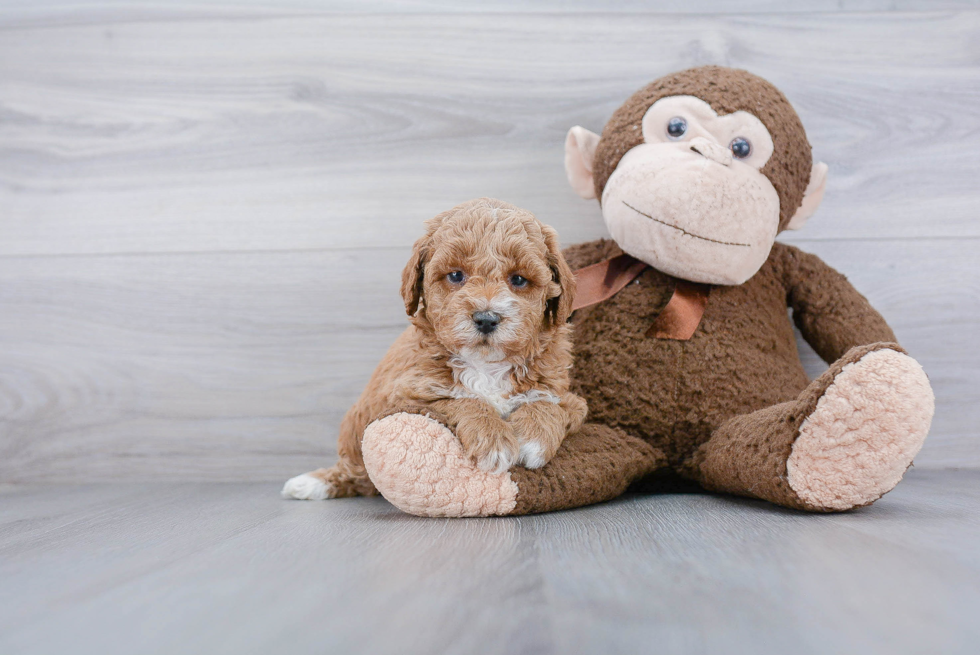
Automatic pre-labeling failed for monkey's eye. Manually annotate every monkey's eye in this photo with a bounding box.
[447,271,465,284]
[666,116,687,139]
[730,137,752,159]
[509,274,529,288]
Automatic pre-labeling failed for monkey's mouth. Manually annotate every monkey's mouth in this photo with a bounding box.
[622,201,751,248]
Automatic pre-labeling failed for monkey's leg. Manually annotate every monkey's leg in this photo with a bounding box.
[360,409,666,517]
[693,342,934,512]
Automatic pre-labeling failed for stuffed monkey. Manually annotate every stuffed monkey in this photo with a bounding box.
[356,66,936,516]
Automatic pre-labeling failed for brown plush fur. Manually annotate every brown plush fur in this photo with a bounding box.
[509,423,666,515]
[591,65,812,230]
[693,342,906,511]
[562,238,896,474]
[480,66,910,513]
[457,237,901,514]
[306,198,587,497]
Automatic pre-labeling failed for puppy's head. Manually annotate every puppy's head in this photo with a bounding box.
[401,198,575,362]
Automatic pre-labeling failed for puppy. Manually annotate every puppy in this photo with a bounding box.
[282,198,587,500]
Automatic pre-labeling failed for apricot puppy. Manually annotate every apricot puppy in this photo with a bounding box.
[282,198,587,500]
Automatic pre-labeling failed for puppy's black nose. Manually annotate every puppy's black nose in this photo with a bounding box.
[473,311,501,335]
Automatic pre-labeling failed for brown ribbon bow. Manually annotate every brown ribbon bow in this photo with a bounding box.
[571,254,711,341]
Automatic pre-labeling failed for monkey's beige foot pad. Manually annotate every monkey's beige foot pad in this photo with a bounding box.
[362,412,518,517]
[787,348,935,511]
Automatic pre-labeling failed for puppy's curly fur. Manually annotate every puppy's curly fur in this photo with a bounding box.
[283,198,587,499]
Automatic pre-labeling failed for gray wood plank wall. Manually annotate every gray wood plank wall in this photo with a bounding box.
[1,2,978,481]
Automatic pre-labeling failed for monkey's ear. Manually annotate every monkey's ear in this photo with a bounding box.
[786,161,828,230]
[542,225,577,327]
[400,235,429,320]
[565,126,601,200]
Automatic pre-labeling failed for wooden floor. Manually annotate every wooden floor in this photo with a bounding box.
[0,469,978,655]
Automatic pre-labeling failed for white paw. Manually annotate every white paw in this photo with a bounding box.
[281,473,331,500]
[518,440,547,469]
[477,447,517,475]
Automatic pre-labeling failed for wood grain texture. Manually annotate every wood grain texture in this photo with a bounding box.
[5,0,980,21]
[0,4,977,480]
[1,470,979,655]
[2,11,980,256]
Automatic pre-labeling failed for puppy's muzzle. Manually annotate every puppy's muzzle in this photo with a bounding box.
[472,311,501,335]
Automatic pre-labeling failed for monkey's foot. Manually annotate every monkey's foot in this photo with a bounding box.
[361,412,519,517]
[787,346,935,511]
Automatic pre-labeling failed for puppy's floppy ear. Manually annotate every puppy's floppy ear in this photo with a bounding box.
[401,234,429,320]
[542,225,576,327]
[401,209,453,322]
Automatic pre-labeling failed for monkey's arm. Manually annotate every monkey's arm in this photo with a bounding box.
[776,243,897,363]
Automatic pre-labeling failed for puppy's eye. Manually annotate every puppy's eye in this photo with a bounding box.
[447,271,465,284]
[509,274,529,288]
[666,116,687,139]
[729,137,751,159]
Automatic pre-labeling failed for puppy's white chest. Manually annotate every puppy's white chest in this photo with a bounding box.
[448,355,561,418]
[450,356,517,417]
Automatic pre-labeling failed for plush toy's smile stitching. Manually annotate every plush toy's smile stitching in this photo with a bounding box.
[622,201,751,248]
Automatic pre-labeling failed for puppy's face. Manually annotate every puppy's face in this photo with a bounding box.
[402,200,575,363]
[425,223,552,362]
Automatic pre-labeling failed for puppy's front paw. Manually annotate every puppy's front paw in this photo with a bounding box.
[457,417,519,475]
[476,444,519,475]
[510,411,563,469]
[517,440,548,469]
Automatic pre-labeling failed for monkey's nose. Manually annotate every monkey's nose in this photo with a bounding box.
[473,311,501,335]
[689,137,732,166]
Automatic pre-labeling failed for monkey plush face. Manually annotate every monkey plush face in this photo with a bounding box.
[566,66,828,286]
